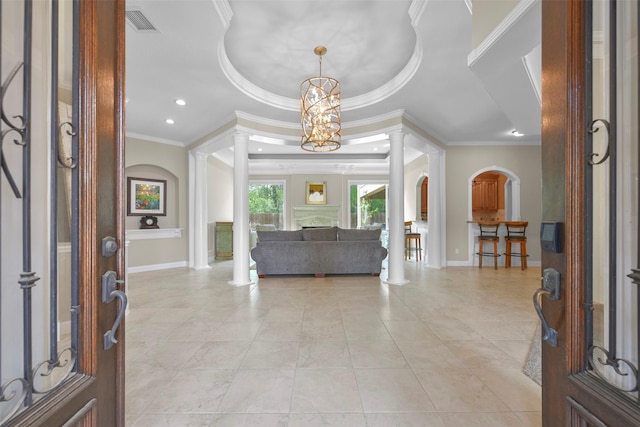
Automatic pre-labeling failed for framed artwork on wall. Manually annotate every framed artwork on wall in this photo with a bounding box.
[306,181,327,205]
[127,177,167,216]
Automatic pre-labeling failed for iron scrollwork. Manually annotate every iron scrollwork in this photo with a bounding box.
[587,118,611,165]
[57,121,77,169]
[587,345,639,393]
[0,62,27,198]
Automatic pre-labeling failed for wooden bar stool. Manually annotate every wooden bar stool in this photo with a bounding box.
[404,221,422,261]
[504,221,528,269]
[476,221,501,269]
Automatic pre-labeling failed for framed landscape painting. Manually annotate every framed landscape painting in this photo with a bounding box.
[306,181,327,205]
[127,177,167,216]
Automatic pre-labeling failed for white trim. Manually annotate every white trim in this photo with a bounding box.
[467,0,538,67]
[128,261,188,274]
[446,139,540,147]
[447,260,472,267]
[219,37,423,112]
[467,166,522,265]
[212,0,233,28]
[57,320,71,341]
[125,228,183,240]
[125,132,186,147]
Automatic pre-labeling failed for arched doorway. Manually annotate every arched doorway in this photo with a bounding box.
[467,166,521,265]
[416,175,428,221]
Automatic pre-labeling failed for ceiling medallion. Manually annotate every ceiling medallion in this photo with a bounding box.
[300,46,341,152]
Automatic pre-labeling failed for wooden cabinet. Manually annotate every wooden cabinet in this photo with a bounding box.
[215,222,233,260]
[472,177,498,211]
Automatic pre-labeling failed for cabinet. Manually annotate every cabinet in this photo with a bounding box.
[215,222,233,260]
[472,178,498,211]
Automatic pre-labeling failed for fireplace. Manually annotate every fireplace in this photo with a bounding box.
[293,205,340,229]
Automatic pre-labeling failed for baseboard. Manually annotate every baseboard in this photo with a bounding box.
[128,261,188,274]
[447,259,541,267]
[447,260,473,267]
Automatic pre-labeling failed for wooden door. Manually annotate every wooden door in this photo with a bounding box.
[483,180,498,211]
[540,0,640,425]
[1,0,125,425]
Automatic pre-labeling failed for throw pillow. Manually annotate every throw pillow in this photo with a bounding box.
[302,226,338,241]
[338,228,381,241]
[257,230,303,241]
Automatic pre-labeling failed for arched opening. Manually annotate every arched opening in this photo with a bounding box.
[415,175,428,221]
[471,171,507,222]
[467,166,521,265]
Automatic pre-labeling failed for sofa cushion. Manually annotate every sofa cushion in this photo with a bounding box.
[257,230,303,241]
[338,228,381,241]
[302,226,338,241]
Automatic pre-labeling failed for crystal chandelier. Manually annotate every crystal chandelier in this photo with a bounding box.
[300,46,341,152]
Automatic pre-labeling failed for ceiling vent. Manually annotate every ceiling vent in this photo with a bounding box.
[125,10,158,32]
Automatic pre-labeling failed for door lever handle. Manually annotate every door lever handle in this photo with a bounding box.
[532,268,561,347]
[102,271,127,350]
[533,288,558,347]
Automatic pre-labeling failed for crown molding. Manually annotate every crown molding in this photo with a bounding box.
[125,132,186,147]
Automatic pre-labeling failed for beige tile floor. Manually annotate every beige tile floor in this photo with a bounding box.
[125,261,542,427]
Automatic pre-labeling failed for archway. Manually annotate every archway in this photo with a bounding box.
[467,166,521,265]
[415,175,428,221]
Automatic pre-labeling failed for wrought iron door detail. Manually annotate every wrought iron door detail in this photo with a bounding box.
[584,0,640,398]
[0,0,79,423]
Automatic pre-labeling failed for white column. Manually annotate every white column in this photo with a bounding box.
[511,180,521,220]
[192,151,210,270]
[229,133,254,286]
[385,131,409,285]
[427,150,444,268]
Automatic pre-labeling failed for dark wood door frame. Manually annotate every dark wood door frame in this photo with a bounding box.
[7,0,125,425]
[541,0,640,425]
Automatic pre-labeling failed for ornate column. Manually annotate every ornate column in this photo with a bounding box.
[191,151,210,269]
[385,131,409,285]
[229,133,254,286]
[427,150,443,268]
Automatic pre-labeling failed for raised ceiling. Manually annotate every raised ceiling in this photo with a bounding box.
[124,0,541,174]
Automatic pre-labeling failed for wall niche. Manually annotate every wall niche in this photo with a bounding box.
[124,164,179,230]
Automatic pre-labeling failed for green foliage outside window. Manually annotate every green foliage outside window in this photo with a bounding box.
[249,184,283,214]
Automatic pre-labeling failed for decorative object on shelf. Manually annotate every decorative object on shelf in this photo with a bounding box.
[139,215,159,229]
[300,46,341,152]
[305,181,327,205]
[127,177,167,216]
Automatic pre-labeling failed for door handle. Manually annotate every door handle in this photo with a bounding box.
[533,268,560,347]
[102,271,127,350]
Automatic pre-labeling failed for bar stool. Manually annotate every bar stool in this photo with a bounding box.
[476,221,501,269]
[404,221,422,261]
[504,221,528,269]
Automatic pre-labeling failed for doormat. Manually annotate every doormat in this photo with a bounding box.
[523,322,542,386]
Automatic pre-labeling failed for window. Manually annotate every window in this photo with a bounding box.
[349,182,387,229]
[249,181,285,230]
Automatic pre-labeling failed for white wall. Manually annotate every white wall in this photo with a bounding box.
[125,137,189,269]
[446,144,542,263]
[207,156,234,259]
[404,154,429,222]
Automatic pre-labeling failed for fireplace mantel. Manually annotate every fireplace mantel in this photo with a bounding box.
[293,205,340,229]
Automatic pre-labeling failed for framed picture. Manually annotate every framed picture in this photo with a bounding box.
[306,181,327,205]
[127,177,167,216]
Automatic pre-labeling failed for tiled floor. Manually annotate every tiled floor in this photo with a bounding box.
[125,261,542,426]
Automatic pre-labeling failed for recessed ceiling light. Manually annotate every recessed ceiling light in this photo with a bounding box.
[175,99,186,106]
[165,119,175,125]
[257,148,263,152]
[511,129,524,136]
[373,147,378,151]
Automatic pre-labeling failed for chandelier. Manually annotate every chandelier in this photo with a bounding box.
[300,46,341,152]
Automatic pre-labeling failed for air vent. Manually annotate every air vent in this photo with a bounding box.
[125,10,158,32]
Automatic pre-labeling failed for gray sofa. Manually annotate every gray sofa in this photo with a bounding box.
[251,226,387,278]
